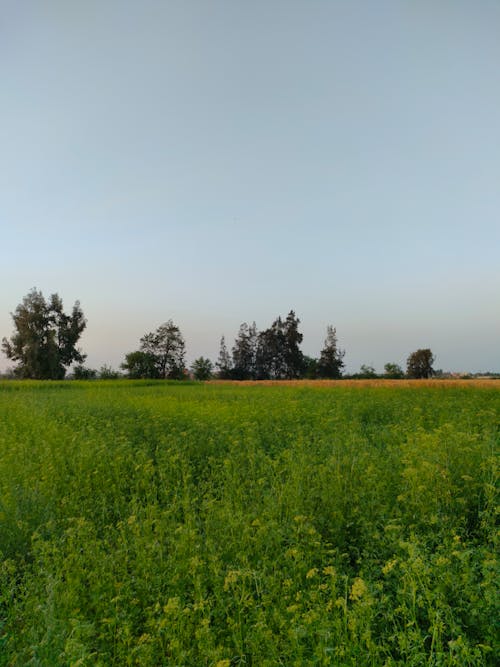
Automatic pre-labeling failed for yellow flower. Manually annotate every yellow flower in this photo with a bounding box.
[163,597,180,614]
[216,660,231,667]
[323,565,335,577]
[306,568,318,579]
[349,577,367,601]
[223,570,239,591]
[436,556,450,567]
[382,559,397,575]
[335,597,346,611]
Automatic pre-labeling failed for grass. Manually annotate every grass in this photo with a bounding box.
[0,380,498,665]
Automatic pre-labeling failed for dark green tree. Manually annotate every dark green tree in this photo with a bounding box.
[384,362,404,379]
[303,355,319,379]
[255,323,281,379]
[357,364,377,378]
[216,336,233,379]
[191,357,213,381]
[122,320,185,379]
[232,322,258,380]
[99,365,121,379]
[255,311,304,379]
[317,326,344,379]
[139,320,186,379]
[282,310,305,378]
[406,348,435,379]
[121,351,159,379]
[72,364,97,380]
[2,288,86,379]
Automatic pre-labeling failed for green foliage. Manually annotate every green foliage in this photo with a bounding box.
[190,357,213,381]
[0,382,498,665]
[72,365,97,380]
[384,362,405,379]
[216,336,233,379]
[303,355,319,379]
[123,320,186,379]
[407,348,435,379]
[121,351,160,379]
[2,288,86,379]
[232,322,258,380]
[99,365,121,379]
[358,364,377,378]
[255,310,305,379]
[317,325,345,378]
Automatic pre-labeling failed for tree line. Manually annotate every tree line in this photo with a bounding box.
[2,289,436,381]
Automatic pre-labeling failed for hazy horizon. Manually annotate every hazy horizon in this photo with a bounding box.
[2,1,499,374]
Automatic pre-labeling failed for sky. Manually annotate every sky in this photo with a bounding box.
[1,0,499,374]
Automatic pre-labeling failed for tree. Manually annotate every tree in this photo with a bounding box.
[232,322,258,380]
[384,362,404,379]
[2,288,86,379]
[255,320,283,379]
[191,357,213,381]
[216,336,233,379]
[255,311,304,379]
[303,355,319,379]
[73,364,97,380]
[121,351,160,379]
[406,349,435,379]
[359,364,377,378]
[99,365,121,379]
[282,310,305,378]
[139,320,186,379]
[317,326,344,379]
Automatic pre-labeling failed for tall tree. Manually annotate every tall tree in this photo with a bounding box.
[232,322,258,380]
[358,364,377,379]
[303,355,319,379]
[122,321,185,379]
[2,288,86,379]
[384,362,404,379]
[255,316,285,379]
[139,320,186,379]
[121,351,160,379]
[317,326,344,379]
[282,310,305,378]
[191,357,213,381]
[406,349,435,379]
[255,311,304,380]
[216,336,233,379]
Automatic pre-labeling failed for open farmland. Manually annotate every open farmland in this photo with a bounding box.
[0,381,498,666]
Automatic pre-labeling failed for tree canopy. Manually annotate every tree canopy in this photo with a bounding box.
[255,311,305,380]
[2,289,86,379]
[406,349,435,379]
[317,326,345,379]
[232,322,258,380]
[122,321,186,379]
[191,357,213,381]
[384,362,405,379]
[3,294,449,382]
[215,336,233,379]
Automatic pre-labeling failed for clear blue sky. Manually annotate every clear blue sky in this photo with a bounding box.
[1,0,499,373]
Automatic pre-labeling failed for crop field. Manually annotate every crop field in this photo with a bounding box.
[0,380,498,666]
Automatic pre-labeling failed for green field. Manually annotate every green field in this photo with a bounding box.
[0,381,498,666]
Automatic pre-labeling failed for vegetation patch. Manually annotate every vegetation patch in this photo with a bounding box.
[0,381,498,665]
